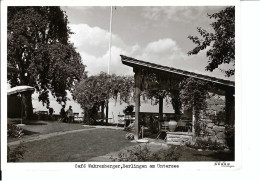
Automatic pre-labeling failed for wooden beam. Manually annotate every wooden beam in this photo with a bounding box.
[159,96,163,121]
[171,90,181,115]
[134,70,142,140]
[225,88,235,125]
[121,55,235,87]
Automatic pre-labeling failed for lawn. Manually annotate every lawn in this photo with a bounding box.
[8,120,234,162]
[7,119,93,142]
[12,128,137,162]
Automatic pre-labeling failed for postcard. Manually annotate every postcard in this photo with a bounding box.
[1,0,241,180]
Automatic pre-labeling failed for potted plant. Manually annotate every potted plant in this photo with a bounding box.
[123,105,134,114]
[123,105,134,127]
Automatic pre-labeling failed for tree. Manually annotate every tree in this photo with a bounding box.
[8,7,85,119]
[72,72,134,124]
[188,6,235,77]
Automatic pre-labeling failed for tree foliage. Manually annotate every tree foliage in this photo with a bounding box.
[72,72,134,123]
[7,7,85,109]
[138,69,182,114]
[188,6,235,77]
[179,78,210,136]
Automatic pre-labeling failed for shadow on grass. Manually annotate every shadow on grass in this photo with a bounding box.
[90,122,125,127]
[179,147,235,161]
[24,122,47,125]
[22,129,39,136]
[192,150,235,161]
[10,120,47,125]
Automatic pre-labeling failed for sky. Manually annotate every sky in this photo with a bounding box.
[61,6,234,81]
[8,6,235,116]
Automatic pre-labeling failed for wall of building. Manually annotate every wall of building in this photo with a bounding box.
[8,95,22,118]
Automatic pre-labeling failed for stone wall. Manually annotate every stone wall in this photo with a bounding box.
[201,119,226,144]
[166,120,227,145]
[166,115,230,145]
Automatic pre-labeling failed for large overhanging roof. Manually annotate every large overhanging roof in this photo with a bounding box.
[120,55,235,88]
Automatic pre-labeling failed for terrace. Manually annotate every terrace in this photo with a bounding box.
[120,55,235,145]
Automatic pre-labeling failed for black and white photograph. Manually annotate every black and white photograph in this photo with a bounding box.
[5,5,235,163]
[1,0,247,180]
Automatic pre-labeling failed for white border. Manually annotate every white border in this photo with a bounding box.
[0,0,241,6]
[1,0,241,175]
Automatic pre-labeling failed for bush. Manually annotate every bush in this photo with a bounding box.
[7,143,26,162]
[125,133,134,140]
[7,124,27,162]
[159,145,183,161]
[225,124,235,150]
[123,105,134,114]
[186,137,225,150]
[110,144,183,162]
[7,124,24,138]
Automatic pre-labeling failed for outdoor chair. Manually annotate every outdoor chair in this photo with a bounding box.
[124,114,135,128]
[161,121,169,132]
[156,121,169,140]
[176,120,191,132]
[74,115,83,123]
[117,114,125,126]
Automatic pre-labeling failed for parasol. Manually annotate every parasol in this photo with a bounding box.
[7,86,35,96]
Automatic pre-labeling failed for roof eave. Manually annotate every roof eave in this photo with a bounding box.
[121,55,235,88]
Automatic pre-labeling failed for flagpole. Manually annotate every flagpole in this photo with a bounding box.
[106,6,113,124]
[108,6,113,75]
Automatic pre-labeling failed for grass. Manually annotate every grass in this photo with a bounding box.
[7,120,92,142]
[10,132,234,162]
[11,128,137,162]
[178,146,234,161]
[7,119,234,162]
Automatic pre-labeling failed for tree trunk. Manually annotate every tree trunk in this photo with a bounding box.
[192,106,195,139]
[106,101,109,125]
[84,109,90,125]
[171,90,181,120]
[159,96,163,121]
[21,92,33,120]
[101,102,105,125]
[225,88,235,125]
[134,69,142,140]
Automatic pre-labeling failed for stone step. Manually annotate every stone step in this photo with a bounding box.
[166,141,183,145]
[166,133,192,145]
[167,135,192,139]
[167,132,192,135]
[167,137,191,141]
[167,138,182,142]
